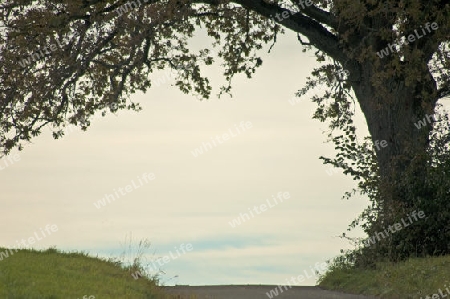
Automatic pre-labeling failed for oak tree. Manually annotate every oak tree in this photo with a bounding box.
[1,0,449,260]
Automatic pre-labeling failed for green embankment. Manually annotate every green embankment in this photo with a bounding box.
[319,255,450,298]
[0,247,181,298]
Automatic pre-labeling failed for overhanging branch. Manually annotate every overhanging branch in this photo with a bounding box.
[198,0,346,62]
[290,0,337,29]
[438,82,450,100]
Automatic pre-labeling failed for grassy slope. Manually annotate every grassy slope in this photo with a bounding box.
[318,255,450,299]
[0,247,176,299]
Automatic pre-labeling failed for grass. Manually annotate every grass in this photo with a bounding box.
[318,255,450,298]
[6,240,447,299]
[0,246,195,299]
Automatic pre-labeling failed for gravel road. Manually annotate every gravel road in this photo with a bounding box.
[163,285,379,299]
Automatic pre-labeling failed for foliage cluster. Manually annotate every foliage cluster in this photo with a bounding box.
[300,61,450,265]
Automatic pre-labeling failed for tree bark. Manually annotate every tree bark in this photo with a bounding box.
[350,59,440,258]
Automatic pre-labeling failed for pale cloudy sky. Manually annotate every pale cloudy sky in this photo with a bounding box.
[1,28,379,286]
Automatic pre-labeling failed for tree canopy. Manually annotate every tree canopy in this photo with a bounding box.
[1,0,278,153]
[1,0,450,261]
[1,1,449,152]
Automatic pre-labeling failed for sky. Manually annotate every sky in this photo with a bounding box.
[1,27,410,287]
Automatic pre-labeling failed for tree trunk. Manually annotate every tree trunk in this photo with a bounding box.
[350,60,440,259]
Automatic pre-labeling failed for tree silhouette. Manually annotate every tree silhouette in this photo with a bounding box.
[1,0,449,259]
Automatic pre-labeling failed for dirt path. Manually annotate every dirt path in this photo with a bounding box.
[163,285,378,299]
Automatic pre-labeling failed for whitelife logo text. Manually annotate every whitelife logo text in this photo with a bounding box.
[191,121,253,158]
[93,172,155,209]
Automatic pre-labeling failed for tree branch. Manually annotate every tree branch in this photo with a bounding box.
[290,0,337,29]
[438,82,450,100]
[218,0,345,62]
